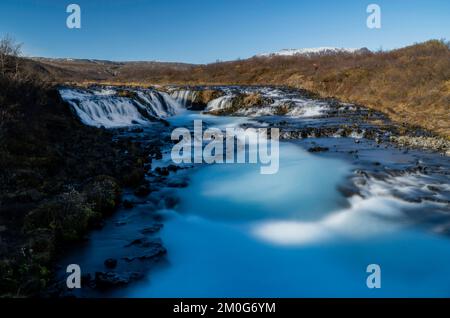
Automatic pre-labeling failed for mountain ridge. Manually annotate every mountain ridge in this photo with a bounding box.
[256,47,368,57]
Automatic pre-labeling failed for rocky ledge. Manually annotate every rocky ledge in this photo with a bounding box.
[390,136,450,156]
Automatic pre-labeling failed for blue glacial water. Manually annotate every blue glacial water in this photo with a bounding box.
[111,113,450,298]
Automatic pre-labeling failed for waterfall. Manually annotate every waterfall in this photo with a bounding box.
[170,90,198,109]
[135,90,183,118]
[206,95,235,111]
[59,87,183,128]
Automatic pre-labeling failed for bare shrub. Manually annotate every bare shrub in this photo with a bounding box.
[0,34,22,76]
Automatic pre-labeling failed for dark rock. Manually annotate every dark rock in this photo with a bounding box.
[356,170,369,178]
[104,258,118,269]
[391,190,423,203]
[122,168,145,187]
[301,131,309,139]
[123,200,134,209]
[122,242,167,262]
[427,185,441,192]
[122,237,167,262]
[134,184,152,197]
[140,223,163,235]
[81,273,93,287]
[164,196,180,209]
[155,167,169,176]
[167,165,180,173]
[308,146,330,153]
[125,237,160,248]
[143,164,151,173]
[131,128,144,133]
[94,272,141,289]
[337,184,361,198]
[167,180,189,188]
[125,238,145,247]
[152,213,164,222]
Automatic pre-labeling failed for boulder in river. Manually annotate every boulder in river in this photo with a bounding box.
[123,200,135,209]
[134,184,153,197]
[94,271,142,289]
[104,258,118,269]
[308,146,330,153]
[140,223,164,235]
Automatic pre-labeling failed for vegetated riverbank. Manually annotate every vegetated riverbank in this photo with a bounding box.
[0,74,164,296]
[33,40,450,139]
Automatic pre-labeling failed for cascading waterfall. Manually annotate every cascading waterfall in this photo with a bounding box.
[206,95,235,111]
[204,90,328,117]
[170,90,198,108]
[136,90,183,118]
[59,87,183,128]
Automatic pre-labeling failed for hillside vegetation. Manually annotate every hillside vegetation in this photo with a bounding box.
[0,37,149,296]
[34,40,450,138]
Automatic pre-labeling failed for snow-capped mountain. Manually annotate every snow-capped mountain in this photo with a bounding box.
[256,47,365,57]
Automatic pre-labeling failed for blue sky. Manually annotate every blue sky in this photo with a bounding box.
[0,0,449,63]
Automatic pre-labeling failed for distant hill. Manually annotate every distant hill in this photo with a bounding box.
[256,47,367,57]
[26,57,195,84]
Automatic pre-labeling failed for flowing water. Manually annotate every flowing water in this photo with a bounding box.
[58,86,450,298]
[60,87,182,127]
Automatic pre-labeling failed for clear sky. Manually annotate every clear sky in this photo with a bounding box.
[0,0,449,64]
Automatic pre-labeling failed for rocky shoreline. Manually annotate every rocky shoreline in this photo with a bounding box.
[44,123,190,297]
[390,136,450,155]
